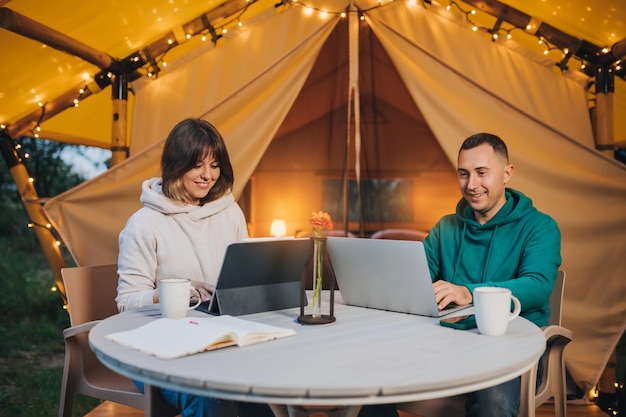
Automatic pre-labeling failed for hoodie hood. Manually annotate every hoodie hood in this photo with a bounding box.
[455,188,535,229]
[451,188,537,282]
[140,177,235,221]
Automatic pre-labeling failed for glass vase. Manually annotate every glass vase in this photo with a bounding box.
[298,236,335,325]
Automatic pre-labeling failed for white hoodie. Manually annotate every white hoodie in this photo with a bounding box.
[116,178,249,312]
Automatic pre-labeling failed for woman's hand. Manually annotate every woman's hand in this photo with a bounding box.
[432,280,472,310]
[191,280,215,302]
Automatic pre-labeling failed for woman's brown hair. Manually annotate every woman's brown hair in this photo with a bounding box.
[161,118,234,205]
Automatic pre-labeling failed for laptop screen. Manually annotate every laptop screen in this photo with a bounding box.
[326,237,470,317]
[200,238,311,316]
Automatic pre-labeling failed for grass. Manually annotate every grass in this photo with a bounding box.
[0,228,100,417]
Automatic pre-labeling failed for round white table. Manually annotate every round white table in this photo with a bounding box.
[89,301,545,417]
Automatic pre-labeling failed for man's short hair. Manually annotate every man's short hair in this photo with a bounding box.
[459,133,509,163]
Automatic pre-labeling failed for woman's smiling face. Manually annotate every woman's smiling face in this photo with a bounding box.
[183,154,220,205]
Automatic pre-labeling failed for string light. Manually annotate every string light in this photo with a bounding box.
[444,1,478,28]
[283,0,396,20]
[12,135,61,238]
[26,219,62,247]
[442,0,593,73]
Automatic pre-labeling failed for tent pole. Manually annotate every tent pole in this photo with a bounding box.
[348,2,363,237]
[0,130,67,302]
[111,73,129,166]
[594,66,615,157]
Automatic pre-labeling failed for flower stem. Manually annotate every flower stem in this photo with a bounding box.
[311,236,323,315]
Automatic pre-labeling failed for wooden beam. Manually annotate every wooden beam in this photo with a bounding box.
[6,82,97,139]
[610,37,626,61]
[460,0,595,62]
[3,0,260,142]
[0,7,114,69]
[137,0,252,66]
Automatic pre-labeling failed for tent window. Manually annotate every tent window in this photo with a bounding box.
[323,178,413,224]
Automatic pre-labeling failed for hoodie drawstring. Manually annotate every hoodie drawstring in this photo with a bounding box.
[451,223,467,284]
[482,225,499,282]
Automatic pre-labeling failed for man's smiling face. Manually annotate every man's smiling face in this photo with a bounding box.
[457,143,513,224]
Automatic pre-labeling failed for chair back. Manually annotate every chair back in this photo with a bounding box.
[549,270,566,326]
[296,230,357,238]
[62,264,119,327]
[370,228,428,242]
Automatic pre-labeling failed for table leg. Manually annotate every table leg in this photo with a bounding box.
[270,405,363,417]
[343,405,363,417]
[269,404,289,417]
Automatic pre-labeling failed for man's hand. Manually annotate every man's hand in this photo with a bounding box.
[433,280,472,310]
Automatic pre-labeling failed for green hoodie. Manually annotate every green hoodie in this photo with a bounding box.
[424,188,561,328]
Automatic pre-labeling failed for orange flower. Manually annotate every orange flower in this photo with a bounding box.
[309,211,333,235]
[308,211,333,314]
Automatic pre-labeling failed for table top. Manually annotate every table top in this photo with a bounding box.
[89,300,545,407]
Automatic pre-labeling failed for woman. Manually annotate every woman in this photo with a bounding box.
[116,118,273,417]
[116,118,247,311]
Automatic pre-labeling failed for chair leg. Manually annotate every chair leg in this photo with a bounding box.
[58,343,78,417]
[57,376,74,417]
[549,351,568,417]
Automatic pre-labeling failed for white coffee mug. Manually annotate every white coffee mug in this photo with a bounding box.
[158,278,201,319]
[473,287,521,336]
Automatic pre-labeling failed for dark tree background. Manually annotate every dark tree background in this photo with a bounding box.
[0,137,90,247]
[0,136,105,416]
[1,137,86,201]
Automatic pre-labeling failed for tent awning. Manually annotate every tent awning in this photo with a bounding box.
[1,0,626,149]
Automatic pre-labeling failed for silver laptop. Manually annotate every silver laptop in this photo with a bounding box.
[326,237,471,317]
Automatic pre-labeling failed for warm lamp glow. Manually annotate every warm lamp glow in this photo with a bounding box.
[270,219,287,237]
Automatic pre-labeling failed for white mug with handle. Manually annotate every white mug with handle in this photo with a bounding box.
[473,287,521,336]
[158,278,202,319]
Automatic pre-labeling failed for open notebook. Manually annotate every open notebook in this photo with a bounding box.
[326,237,471,317]
[105,315,296,359]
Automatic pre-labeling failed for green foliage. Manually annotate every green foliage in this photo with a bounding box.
[0,238,100,417]
[0,137,101,416]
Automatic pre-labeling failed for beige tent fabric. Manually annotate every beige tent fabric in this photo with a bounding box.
[43,0,625,395]
[44,4,340,265]
[129,6,341,198]
[368,2,626,394]
[47,143,162,264]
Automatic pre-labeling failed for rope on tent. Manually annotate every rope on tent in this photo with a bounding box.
[346,2,363,236]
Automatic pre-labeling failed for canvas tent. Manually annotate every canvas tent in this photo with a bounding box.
[1,0,625,404]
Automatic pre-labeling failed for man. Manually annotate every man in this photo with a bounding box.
[424,132,561,417]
